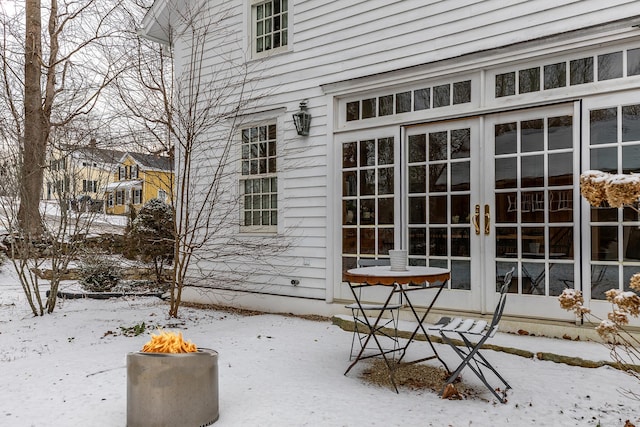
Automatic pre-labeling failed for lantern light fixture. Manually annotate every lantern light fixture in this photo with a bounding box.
[292,100,311,136]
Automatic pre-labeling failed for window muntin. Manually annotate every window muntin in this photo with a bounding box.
[495,46,640,98]
[241,124,278,231]
[254,0,288,55]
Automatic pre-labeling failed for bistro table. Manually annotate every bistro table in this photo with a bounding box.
[343,265,451,392]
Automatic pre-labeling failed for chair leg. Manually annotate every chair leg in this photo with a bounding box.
[440,332,510,403]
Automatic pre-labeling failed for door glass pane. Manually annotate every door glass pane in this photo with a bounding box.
[591,226,618,261]
[360,170,375,195]
[549,190,573,222]
[408,165,426,193]
[495,123,517,155]
[343,200,356,225]
[429,164,447,192]
[378,137,394,164]
[521,119,544,152]
[590,147,617,172]
[429,196,447,224]
[451,230,470,257]
[360,228,375,254]
[408,197,426,223]
[451,260,470,290]
[408,134,426,162]
[451,162,470,191]
[429,228,447,256]
[548,115,573,150]
[522,262,545,294]
[495,157,517,189]
[521,155,544,188]
[451,194,470,224]
[360,140,376,165]
[409,227,426,255]
[378,228,394,254]
[343,142,357,167]
[343,171,357,196]
[549,226,573,259]
[622,145,640,174]
[590,108,617,145]
[429,132,447,160]
[622,104,640,142]
[496,227,517,257]
[495,192,517,223]
[360,199,375,224]
[378,198,394,224]
[451,128,471,159]
[548,152,573,186]
[521,191,545,223]
[378,167,394,194]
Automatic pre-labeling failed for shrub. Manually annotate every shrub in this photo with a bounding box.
[78,254,121,292]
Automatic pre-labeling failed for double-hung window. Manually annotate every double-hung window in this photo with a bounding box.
[240,124,277,232]
[252,0,288,56]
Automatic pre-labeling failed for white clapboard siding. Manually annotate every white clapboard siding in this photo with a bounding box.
[164,0,640,299]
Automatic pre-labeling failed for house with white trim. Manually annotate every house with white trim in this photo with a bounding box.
[140,0,640,334]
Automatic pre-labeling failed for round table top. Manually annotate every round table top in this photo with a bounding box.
[344,266,450,286]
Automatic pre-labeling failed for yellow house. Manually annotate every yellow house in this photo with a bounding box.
[104,152,173,215]
[44,144,125,211]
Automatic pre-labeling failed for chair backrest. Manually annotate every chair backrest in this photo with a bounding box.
[490,267,515,330]
[358,258,391,268]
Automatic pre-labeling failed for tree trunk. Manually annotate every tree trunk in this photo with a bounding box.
[19,0,46,235]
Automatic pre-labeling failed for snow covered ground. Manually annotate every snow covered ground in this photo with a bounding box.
[1,265,640,427]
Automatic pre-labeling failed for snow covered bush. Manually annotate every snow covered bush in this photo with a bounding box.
[78,254,121,292]
[127,199,174,284]
[559,170,640,398]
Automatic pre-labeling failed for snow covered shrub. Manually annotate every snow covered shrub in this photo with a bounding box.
[560,170,640,399]
[78,254,121,292]
[127,199,174,284]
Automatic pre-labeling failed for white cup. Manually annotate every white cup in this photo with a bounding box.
[388,250,408,271]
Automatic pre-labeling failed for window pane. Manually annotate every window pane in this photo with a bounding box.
[346,101,359,121]
[495,157,517,189]
[628,48,640,76]
[451,161,470,191]
[451,128,470,159]
[590,147,617,173]
[433,84,450,108]
[519,67,540,93]
[622,145,640,174]
[521,155,544,188]
[362,98,376,119]
[548,152,573,186]
[408,165,426,194]
[429,196,447,224]
[521,119,544,153]
[414,88,430,110]
[622,104,640,142]
[429,164,447,192]
[342,171,357,196]
[548,116,573,150]
[378,95,393,116]
[452,80,471,104]
[378,137,394,165]
[396,91,411,113]
[544,62,566,89]
[590,108,618,145]
[429,131,447,161]
[360,170,375,195]
[570,57,594,85]
[360,140,375,166]
[495,122,517,155]
[408,134,426,162]
[495,72,515,97]
[378,167,394,194]
[598,51,623,81]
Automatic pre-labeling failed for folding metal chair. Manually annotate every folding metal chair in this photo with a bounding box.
[345,258,402,361]
[429,267,515,403]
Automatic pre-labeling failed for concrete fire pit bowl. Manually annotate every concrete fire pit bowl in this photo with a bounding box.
[127,349,219,427]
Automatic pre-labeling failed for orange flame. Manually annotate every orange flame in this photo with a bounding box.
[141,330,198,353]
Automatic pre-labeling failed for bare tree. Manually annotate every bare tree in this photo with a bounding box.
[128,2,292,318]
[0,0,135,314]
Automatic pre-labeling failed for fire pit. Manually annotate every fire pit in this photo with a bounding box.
[127,331,219,427]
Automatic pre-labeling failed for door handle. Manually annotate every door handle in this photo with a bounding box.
[472,204,480,235]
[484,204,490,235]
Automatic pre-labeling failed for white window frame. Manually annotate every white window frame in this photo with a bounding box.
[249,0,289,58]
[133,188,142,204]
[157,189,167,202]
[239,121,279,234]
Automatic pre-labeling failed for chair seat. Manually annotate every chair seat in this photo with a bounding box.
[345,303,403,311]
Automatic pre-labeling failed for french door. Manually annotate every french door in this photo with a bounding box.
[404,104,579,319]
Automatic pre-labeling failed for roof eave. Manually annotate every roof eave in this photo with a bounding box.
[138,0,172,46]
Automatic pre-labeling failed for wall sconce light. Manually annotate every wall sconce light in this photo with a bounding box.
[292,100,311,136]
